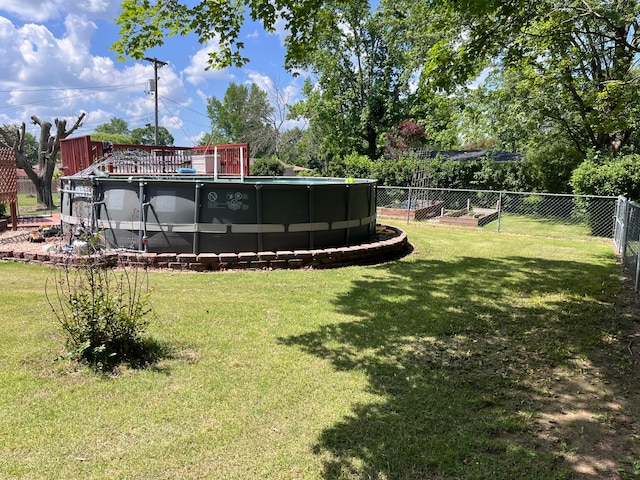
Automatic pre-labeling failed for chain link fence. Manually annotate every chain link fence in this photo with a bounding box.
[376,186,640,292]
[17,178,61,195]
[377,186,617,239]
[613,197,640,291]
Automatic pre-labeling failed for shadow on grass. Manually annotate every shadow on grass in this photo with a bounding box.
[122,336,176,372]
[280,255,638,479]
[69,336,178,376]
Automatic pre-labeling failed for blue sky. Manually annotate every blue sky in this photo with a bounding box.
[0,0,304,147]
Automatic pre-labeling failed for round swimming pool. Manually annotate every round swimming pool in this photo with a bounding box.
[60,175,377,254]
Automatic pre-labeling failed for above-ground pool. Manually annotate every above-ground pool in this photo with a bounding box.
[60,175,377,254]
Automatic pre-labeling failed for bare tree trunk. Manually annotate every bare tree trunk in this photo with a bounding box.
[31,113,85,208]
[1,113,85,208]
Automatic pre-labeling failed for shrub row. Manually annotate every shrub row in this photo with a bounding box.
[326,154,534,192]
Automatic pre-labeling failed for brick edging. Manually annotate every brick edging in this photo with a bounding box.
[0,225,411,271]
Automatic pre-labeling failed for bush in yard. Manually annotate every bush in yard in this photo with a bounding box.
[46,256,155,372]
[250,157,285,176]
[328,153,375,179]
[571,153,640,200]
[568,153,639,236]
[371,157,421,186]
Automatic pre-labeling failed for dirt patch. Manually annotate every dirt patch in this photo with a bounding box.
[0,227,66,253]
[526,286,640,479]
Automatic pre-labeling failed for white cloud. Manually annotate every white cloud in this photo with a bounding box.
[246,71,275,93]
[0,0,119,22]
[0,0,298,146]
[244,70,304,132]
[184,39,233,86]
[0,12,192,134]
[271,17,288,45]
[161,113,183,132]
[467,67,490,90]
[0,0,64,22]
[246,70,300,103]
[195,89,209,104]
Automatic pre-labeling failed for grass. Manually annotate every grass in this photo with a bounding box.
[11,192,61,216]
[488,212,594,238]
[1,221,639,479]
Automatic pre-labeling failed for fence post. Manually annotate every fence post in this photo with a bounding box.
[406,187,412,224]
[497,192,503,233]
[635,229,640,293]
[621,198,630,263]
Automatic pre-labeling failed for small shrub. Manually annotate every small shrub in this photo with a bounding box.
[328,153,375,179]
[571,153,640,200]
[250,157,285,176]
[296,169,323,177]
[46,257,155,372]
[372,157,421,186]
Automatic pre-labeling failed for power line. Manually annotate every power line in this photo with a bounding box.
[159,95,210,119]
[143,57,168,145]
[0,83,144,93]
[159,96,199,145]
[0,84,146,111]
[81,114,155,130]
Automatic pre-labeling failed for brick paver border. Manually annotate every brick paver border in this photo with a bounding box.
[0,225,410,271]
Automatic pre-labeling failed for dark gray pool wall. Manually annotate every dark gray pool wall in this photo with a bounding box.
[60,176,377,254]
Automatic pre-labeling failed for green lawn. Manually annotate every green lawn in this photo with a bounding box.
[1,221,639,479]
[486,212,595,238]
[13,192,61,215]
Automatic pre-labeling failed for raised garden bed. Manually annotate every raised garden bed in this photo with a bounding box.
[379,200,445,220]
[439,207,499,227]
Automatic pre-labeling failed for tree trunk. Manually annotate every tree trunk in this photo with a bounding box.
[365,125,379,160]
[30,113,85,209]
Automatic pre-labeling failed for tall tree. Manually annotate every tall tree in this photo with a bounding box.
[260,77,296,161]
[131,124,174,146]
[290,0,411,159]
[206,83,274,157]
[458,71,584,192]
[95,117,130,136]
[92,117,134,144]
[394,0,640,155]
[0,113,86,208]
[113,0,344,70]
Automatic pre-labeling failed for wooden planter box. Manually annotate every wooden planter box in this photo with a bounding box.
[379,200,444,220]
[439,208,499,227]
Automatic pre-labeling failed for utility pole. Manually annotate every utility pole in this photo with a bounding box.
[143,57,168,145]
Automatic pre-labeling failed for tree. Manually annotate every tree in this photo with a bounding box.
[0,125,38,166]
[395,0,640,156]
[260,77,297,161]
[90,132,135,144]
[206,83,274,157]
[290,0,411,159]
[279,126,328,173]
[249,157,285,176]
[0,113,85,208]
[278,127,307,166]
[383,119,426,159]
[131,124,174,146]
[95,117,130,136]
[408,92,461,151]
[92,118,134,144]
[113,0,343,70]
[571,153,640,200]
